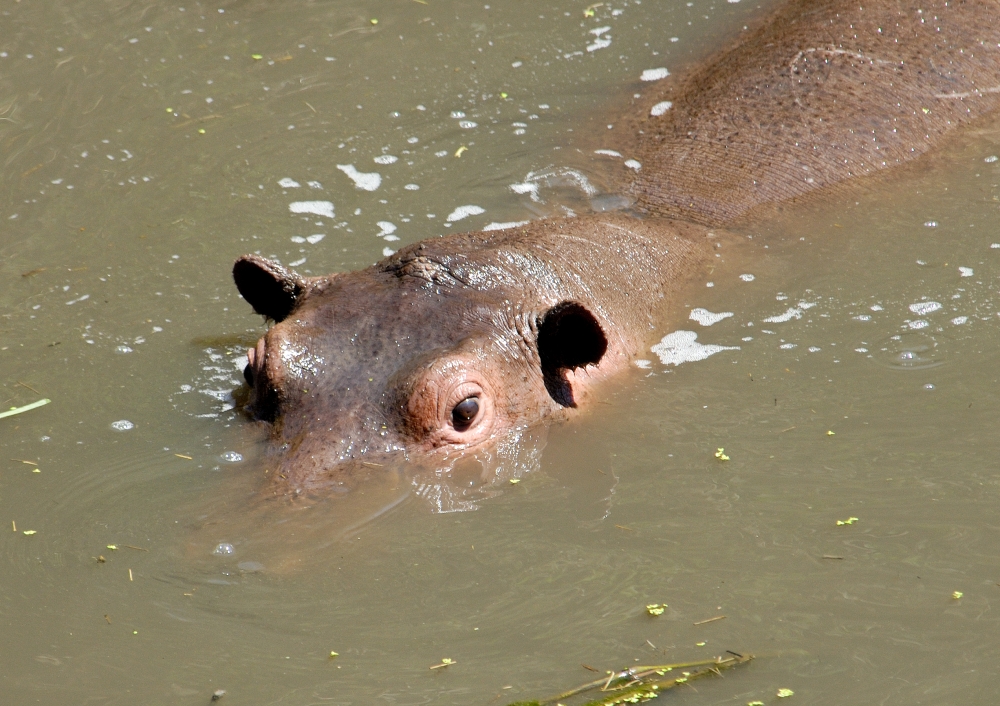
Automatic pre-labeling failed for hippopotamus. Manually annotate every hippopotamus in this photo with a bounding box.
[234,0,1000,494]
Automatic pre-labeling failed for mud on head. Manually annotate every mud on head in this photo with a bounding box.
[232,247,609,492]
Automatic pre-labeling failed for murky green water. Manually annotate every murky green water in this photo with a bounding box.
[4,0,1000,703]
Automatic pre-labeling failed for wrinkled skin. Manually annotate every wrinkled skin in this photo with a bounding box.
[235,0,1000,493]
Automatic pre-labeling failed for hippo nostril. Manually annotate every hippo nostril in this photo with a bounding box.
[243,363,255,387]
[451,396,479,431]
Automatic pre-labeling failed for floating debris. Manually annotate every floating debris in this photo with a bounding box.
[777,688,795,698]
[646,604,667,616]
[506,653,752,706]
[0,398,51,420]
[952,591,963,599]
[430,658,456,670]
[715,448,730,461]
[835,517,858,526]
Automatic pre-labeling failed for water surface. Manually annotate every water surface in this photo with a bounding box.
[3,0,1000,704]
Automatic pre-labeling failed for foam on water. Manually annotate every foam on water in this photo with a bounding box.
[484,220,530,231]
[374,155,398,165]
[640,67,670,81]
[909,301,942,316]
[446,205,486,222]
[689,308,734,326]
[594,149,623,157]
[763,307,804,323]
[651,330,739,366]
[650,101,673,116]
[289,201,335,218]
[337,164,382,191]
[278,177,300,188]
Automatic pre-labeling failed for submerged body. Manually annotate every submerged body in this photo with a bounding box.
[234,0,1000,492]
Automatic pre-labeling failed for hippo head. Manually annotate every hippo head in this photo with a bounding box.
[233,231,613,493]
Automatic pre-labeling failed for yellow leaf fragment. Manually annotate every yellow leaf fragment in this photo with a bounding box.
[714,447,730,461]
[251,53,263,60]
[23,530,37,535]
[370,18,378,25]
[826,430,835,436]
[509,478,520,484]
[748,702,765,706]
[696,641,706,646]
[107,544,119,550]
[500,92,508,99]
[454,145,468,157]
[952,591,963,599]
[646,603,667,616]
[777,688,794,698]
[430,657,456,669]
[835,517,858,526]
[329,651,339,659]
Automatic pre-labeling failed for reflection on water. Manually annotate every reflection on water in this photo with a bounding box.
[4,0,1000,704]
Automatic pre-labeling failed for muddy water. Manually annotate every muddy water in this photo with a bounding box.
[3,0,1000,703]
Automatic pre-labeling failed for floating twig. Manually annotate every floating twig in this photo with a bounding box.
[693,615,726,626]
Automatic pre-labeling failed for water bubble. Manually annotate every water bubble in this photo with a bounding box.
[923,383,935,390]
[237,561,265,572]
[115,345,134,354]
[220,451,243,463]
[739,273,755,282]
[878,331,946,370]
[110,420,134,431]
[213,543,235,556]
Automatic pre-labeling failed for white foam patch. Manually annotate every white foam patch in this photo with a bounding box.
[484,220,531,231]
[909,301,942,316]
[511,182,540,201]
[510,167,598,204]
[739,273,755,282]
[909,320,929,329]
[374,155,398,165]
[594,149,623,157]
[650,101,673,116]
[289,201,335,218]
[278,177,300,188]
[951,316,968,325]
[587,37,612,52]
[590,26,611,37]
[624,159,642,171]
[766,307,807,323]
[634,359,652,369]
[306,234,325,244]
[446,205,485,222]
[307,180,322,189]
[376,221,397,237]
[959,266,974,277]
[651,330,739,366]
[641,67,670,81]
[382,247,396,257]
[337,164,382,191]
[689,308,733,326]
[404,183,420,190]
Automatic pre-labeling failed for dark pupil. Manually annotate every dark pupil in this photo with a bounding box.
[452,397,480,429]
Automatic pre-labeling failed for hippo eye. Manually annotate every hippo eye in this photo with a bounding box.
[451,396,480,430]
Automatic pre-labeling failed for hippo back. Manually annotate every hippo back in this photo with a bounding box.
[630,0,1000,225]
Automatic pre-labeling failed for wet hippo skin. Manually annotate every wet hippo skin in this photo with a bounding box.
[233,0,1000,493]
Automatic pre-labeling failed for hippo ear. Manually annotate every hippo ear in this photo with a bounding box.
[233,254,305,322]
[536,301,608,408]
